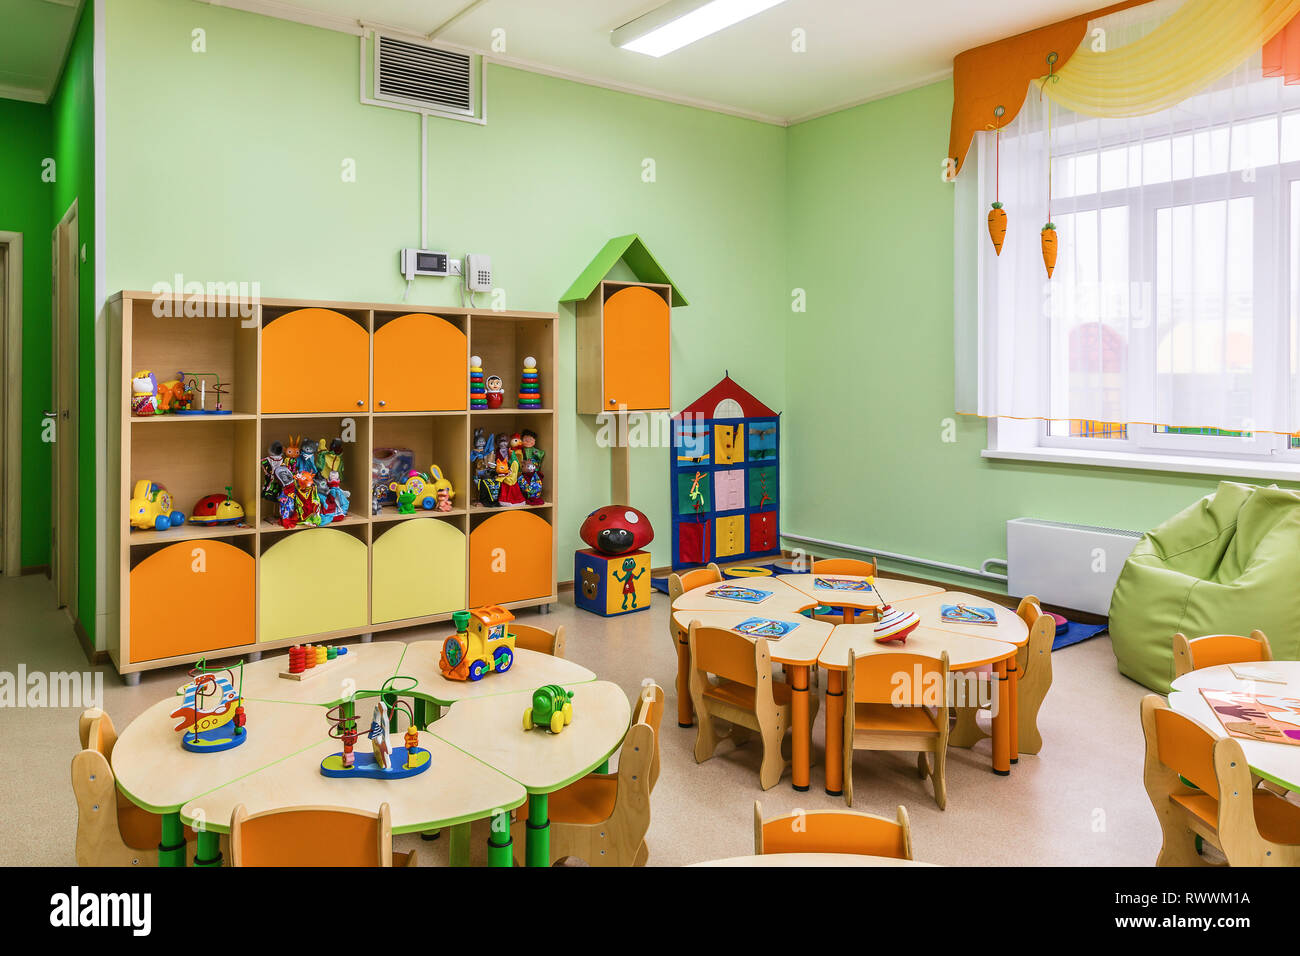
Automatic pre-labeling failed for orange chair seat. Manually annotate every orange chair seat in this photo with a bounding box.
[1172,790,1300,845]
[852,702,941,735]
[704,678,792,711]
[117,799,195,851]
[548,774,619,825]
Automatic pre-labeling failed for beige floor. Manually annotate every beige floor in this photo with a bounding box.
[2,572,1162,866]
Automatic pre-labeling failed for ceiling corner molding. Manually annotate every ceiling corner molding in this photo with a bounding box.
[195,0,365,36]
[786,67,954,126]
[0,83,50,104]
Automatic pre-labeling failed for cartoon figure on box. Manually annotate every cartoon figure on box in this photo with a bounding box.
[131,370,160,416]
[520,458,544,506]
[190,486,245,526]
[129,479,186,531]
[613,556,646,611]
[260,441,286,500]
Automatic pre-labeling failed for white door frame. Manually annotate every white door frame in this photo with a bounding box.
[52,202,79,612]
[0,231,21,576]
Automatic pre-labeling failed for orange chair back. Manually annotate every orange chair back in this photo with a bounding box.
[1183,633,1270,671]
[760,806,911,859]
[231,804,391,867]
[1015,595,1042,628]
[811,557,877,577]
[633,683,665,791]
[512,623,565,658]
[1152,707,1220,799]
[849,652,948,707]
[690,624,760,688]
[669,564,723,600]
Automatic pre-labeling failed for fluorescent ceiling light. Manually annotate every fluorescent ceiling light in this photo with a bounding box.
[612,0,788,58]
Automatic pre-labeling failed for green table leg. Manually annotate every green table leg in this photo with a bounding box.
[194,829,222,867]
[596,759,610,774]
[413,698,427,730]
[449,822,471,867]
[158,812,187,868]
[525,793,550,867]
[487,811,513,867]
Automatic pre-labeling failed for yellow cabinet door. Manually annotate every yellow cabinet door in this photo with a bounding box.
[371,518,466,624]
[602,286,670,411]
[259,529,368,643]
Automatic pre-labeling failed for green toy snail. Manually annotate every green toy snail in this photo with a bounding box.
[523,684,574,734]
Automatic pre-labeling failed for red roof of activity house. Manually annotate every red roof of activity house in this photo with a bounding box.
[675,374,777,419]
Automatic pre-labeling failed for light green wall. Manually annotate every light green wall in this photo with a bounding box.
[0,97,53,569]
[104,0,788,619]
[784,79,1300,592]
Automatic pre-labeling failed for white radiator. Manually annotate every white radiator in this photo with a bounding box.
[1006,518,1143,615]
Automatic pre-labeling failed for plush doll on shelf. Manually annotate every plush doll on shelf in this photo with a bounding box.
[318,437,345,482]
[279,470,322,529]
[260,441,286,500]
[520,458,544,506]
[283,435,302,473]
[496,436,525,507]
[131,370,160,416]
[297,437,320,477]
[521,428,544,467]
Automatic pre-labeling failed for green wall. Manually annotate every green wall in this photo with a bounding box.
[0,98,53,569]
[104,0,788,626]
[784,79,1299,591]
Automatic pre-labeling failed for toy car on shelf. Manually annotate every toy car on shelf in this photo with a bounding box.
[189,487,245,526]
[524,684,574,734]
[439,606,516,681]
[129,480,186,531]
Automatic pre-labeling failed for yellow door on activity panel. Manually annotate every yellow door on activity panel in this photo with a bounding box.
[714,424,744,465]
[715,515,744,558]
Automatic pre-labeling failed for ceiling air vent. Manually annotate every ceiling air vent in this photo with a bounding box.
[375,34,475,116]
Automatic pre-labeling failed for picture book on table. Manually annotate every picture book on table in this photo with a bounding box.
[812,577,873,592]
[705,585,773,604]
[939,604,999,626]
[732,617,801,640]
[1228,664,1288,684]
[1199,688,1300,746]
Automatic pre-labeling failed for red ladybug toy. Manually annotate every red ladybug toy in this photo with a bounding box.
[189,487,245,526]
[580,505,654,555]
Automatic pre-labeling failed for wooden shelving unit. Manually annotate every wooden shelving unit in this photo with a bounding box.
[106,291,559,680]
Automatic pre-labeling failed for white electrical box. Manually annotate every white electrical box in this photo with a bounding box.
[400,248,450,280]
[466,253,492,292]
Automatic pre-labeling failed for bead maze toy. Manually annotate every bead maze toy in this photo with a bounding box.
[439,607,516,681]
[278,643,349,680]
[170,659,248,753]
[172,371,232,415]
[523,684,574,734]
[320,677,430,779]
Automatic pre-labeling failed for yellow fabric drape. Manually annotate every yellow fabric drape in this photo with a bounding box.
[1044,0,1300,117]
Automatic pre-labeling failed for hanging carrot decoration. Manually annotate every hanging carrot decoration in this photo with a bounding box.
[1041,53,1059,278]
[987,106,1007,255]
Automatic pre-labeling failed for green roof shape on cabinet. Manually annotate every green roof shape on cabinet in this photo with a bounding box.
[559,234,689,308]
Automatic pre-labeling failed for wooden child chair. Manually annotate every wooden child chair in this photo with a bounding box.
[513,683,664,866]
[72,707,197,866]
[949,595,1054,755]
[754,801,912,859]
[1139,695,1300,866]
[810,557,878,623]
[689,623,791,790]
[512,622,567,658]
[844,649,950,809]
[229,803,417,866]
[1172,630,1272,679]
[667,563,723,726]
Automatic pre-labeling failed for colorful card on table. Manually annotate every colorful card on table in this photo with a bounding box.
[1228,664,1288,684]
[705,585,772,604]
[939,604,999,626]
[1199,688,1300,746]
[732,617,800,640]
[813,577,872,591]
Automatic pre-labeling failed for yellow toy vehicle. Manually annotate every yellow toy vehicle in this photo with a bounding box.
[129,479,186,531]
[439,606,516,681]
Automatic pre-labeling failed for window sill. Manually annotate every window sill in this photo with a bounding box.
[982,445,1300,483]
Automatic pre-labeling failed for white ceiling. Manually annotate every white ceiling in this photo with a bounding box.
[228,0,1108,123]
[0,0,84,103]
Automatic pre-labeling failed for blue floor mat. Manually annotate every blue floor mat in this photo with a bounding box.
[651,576,670,595]
[1053,620,1108,651]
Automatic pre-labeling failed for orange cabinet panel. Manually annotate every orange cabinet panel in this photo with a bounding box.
[602,286,670,411]
[469,511,553,607]
[262,309,369,413]
[129,541,254,662]
[373,313,467,411]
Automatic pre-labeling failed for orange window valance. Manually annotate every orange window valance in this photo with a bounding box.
[1264,8,1300,82]
[948,0,1147,175]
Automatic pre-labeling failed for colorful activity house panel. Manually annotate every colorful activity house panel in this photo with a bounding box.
[670,375,780,569]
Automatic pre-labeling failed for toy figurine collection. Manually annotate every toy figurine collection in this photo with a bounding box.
[473,427,546,508]
[260,434,352,529]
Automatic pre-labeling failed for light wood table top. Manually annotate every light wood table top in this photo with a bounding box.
[179,732,527,835]
[239,640,406,706]
[431,681,632,794]
[670,576,813,613]
[892,591,1029,646]
[111,697,326,813]
[670,608,833,666]
[781,574,944,608]
[690,853,936,867]
[1169,662,1300,792]
[818,624,1017,672]
[400,641,596,704]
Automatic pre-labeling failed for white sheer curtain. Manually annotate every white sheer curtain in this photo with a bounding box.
[957,0,1300,441]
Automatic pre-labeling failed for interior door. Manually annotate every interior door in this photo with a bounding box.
[51,207,78,612]
[0,246,6,573]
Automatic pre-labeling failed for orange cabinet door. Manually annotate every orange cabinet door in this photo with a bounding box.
[469,511,553,606]
[262,308,369,413]
[129,541,254,662]
[373,313,467,411]
[602,286,670,411]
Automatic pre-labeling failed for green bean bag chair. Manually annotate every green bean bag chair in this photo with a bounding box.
[1109,481,1300,692]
